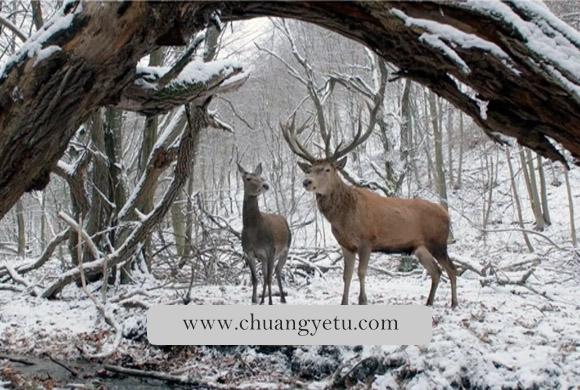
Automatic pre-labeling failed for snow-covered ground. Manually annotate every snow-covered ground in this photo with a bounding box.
[1,148,579,389]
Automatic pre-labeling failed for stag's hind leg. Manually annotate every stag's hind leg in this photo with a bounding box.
[414,246,442,306]
[437,255,458,308]
[275,251,288,303]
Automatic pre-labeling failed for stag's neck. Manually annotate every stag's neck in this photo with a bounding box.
[316,178,356,223]
[243,195,262,227]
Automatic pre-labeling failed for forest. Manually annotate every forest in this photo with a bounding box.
[0,1,579,389]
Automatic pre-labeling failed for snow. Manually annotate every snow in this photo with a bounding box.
[0,3,81,81]
[135,59,243,90]
[32,45,62,67]
[419,33,471,75]
[459,0,580,99]
[391,8,520,75]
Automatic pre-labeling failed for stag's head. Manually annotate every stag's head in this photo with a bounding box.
[237,163,270,197]
[280,102,379,195]
[297,158,347,195]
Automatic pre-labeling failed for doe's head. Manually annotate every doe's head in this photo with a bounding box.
[237,162,270,197]
[297,156,347,195]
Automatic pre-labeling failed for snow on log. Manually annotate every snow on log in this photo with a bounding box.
[117,59,248,115]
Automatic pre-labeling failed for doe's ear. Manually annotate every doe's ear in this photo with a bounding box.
[297,161,311,173]
[335,156,348,170]
[253,162,263,175]
[237,163,247,175]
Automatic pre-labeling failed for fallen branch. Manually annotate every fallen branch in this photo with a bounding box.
[103,364,227,389]
[0,283,23,293]
[480,228,566,251]
[480,268,553,301]
[450,257,484,276]
[3,264,39,296]
[0,355,35,366]
[46,353,79,377]
[0,229,69,282]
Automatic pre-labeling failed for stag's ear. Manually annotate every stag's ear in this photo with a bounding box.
[237,163,247,175]
[335,156,348,170]
[297,161,311,173]
[253,163,263,175]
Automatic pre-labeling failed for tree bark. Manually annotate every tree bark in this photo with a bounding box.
[536,154,551,225]
[506,148,534,252]
[563,169,577,247]
[429,91,449,210]
[15,200,25,257]
[0,1,579,219]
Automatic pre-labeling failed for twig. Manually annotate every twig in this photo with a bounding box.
[0,14,27,41]
[450,257,484,276]
[103,365,227,389]
[46,353,79,377]
[0,355,35,366]
[69,215,122,359]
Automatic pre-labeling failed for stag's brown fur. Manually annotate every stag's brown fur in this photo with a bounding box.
[300,159,457,307]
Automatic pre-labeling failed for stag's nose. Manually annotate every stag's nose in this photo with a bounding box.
[303,179,312,188]
[262,183,270,191]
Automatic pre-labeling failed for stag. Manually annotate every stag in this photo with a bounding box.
[281,108,458,308]
[238,163,292,305]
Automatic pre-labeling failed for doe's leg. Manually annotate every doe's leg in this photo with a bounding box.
[413,246,442,306]
[260,259,267,305]
[275,251,288,303]
[341,247,356,305]
[245,255,258,304]
[267,258,274,305]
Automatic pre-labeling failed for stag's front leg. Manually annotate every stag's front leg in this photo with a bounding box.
[341,247,356,305]
[357,246,371,305]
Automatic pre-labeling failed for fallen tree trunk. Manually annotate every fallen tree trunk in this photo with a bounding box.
[0,1,579,220]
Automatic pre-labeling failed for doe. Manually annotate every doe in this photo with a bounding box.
[238,163,292,305]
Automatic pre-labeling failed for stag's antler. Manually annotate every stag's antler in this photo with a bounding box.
[280,100,381,163]
[332,100,381,161]
[280,113,317,163]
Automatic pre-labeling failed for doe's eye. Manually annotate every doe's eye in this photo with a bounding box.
[325,168,331,172]
[246,178,250,181]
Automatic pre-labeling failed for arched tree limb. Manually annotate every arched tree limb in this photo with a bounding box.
[0,1,579,220]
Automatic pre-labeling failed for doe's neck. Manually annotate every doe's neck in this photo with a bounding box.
[243,194,262,226]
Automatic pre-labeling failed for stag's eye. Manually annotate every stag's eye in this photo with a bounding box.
[325,168,331,172]
[246,178,250,181]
